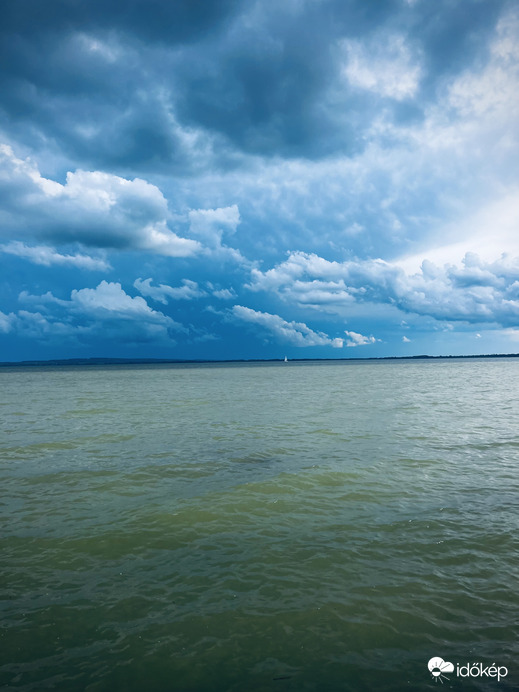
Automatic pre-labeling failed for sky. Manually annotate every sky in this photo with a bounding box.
[1,0,518,361]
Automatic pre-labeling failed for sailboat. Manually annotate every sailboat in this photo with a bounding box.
[284,356,288,362]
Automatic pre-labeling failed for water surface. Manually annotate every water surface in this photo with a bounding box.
[1,360,518,691]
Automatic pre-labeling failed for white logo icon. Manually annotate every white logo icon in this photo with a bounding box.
[428,657,454,683]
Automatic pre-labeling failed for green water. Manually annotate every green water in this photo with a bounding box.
[1,360,518,691]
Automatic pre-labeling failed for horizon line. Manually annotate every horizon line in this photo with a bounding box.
[1,353,519,367]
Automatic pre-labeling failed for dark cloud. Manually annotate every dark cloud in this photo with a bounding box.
[0,0,507,170]
[0,0,243,44]
[0,1,243,170]
[174,0,407,158]
[416,0,507,78]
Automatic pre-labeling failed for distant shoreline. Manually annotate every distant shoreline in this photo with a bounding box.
[1,354,519,367]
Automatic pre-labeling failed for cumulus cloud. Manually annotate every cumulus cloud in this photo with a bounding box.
[11,310,86,339]
[0,310,13,333]
[344,330,377,347]
[134,277,206,303]
[232,305,343,348]
[0,241,110,270]
[12,281,187,343]
[19,290,70,308]
[69,281,164,317]
[188,205,240,244]
[67,282,187,336]
[248,251,519,327]
[187,204,248,263]
[212,287,236,300]
[0,145,201,257]
[204,282,237,300]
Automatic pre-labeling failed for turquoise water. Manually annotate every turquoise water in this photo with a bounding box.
[1,360,518,691]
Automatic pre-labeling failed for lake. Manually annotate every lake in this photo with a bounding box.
[1,359,518,691]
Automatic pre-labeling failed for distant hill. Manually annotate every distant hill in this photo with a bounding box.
[1,354,518,367]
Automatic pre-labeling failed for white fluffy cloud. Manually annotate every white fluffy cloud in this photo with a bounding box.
[188,204,240,243]
[344,331,377,347]
[187,204,248,263]
[212,287,236,300]
[0,241,110,270]
[0,145,201,257]
[0,310,13,333]
[69,281,169,318]
[134,277,206,303]
[232,305,344,348]
[248,251,519,326]
[13,281,186,342]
